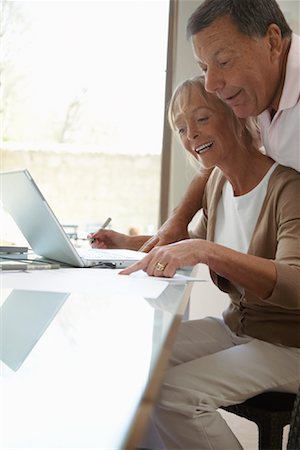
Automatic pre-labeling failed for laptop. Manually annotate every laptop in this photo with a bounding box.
[0,169,146,268]
[0,289,69,371]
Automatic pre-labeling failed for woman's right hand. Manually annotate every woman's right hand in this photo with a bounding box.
[87,229,130,249]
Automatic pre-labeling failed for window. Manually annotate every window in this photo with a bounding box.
[1,0,170,243]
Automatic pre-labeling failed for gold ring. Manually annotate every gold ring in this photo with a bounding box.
[154,262,166,272]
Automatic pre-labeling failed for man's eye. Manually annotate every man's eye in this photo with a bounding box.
[197,117,208,123]
[219,60,229,67]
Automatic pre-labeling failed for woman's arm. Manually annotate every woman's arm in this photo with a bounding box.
[122,169,300,306]
[121,239,276,299]
[206,242,277,299]
[88,229,151,251]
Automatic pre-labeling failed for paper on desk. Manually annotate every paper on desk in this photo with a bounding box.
[1,268,166,298]
[129,269,206,284]
[1,268,205,299]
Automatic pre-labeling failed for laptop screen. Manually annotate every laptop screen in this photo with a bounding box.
[0,170,83,266]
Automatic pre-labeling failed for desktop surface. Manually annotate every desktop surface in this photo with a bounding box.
[0,282,190,449]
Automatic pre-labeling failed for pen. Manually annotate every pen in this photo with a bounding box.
[101,217,112,229]
[90,217,112,244]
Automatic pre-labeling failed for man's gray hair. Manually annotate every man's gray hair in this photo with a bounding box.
[187,0,292,39]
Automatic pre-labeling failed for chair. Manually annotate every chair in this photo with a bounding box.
[287,386,300,449]
[221,391,296,450]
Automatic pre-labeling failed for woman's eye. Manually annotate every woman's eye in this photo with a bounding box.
[197,117,208,123]
[177,127,186,135]
[198,63,207,74]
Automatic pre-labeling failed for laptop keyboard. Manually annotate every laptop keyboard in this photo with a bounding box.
[77,247,143,261]
[78,248,122,260]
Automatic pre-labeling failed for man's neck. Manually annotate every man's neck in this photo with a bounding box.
[269,108,277,120]
[269,36,292,115]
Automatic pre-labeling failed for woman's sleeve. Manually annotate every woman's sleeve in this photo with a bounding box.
[188,168,223,240]
[263,174,300,309]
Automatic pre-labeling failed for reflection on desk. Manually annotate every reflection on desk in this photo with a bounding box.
[1,290,69,370]
[0,282,191,449]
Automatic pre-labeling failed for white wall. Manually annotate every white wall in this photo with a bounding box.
[278,0,300,34]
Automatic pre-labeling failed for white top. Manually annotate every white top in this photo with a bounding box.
[258,33,300,172]
[214,163,278,253]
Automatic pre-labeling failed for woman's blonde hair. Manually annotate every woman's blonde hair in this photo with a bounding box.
[168,76,261,157]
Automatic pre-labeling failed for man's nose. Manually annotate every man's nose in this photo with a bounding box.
[204,67,225,93]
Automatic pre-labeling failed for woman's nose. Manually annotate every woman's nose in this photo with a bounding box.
[187,127,199,141]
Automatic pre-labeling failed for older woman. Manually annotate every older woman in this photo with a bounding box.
[117,76,300,449]
[89,76,300,449]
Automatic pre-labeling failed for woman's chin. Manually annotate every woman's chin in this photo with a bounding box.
[198,157,214,170]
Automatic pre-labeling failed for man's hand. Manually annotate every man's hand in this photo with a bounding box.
[139,218,190,252]
[140,171,212,252]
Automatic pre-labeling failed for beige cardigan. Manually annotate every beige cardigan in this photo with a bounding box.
[191,165,300,347]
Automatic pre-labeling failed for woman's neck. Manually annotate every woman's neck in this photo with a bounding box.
[218,148,275,196]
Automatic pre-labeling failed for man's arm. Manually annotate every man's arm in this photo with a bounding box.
[140,170,211,252]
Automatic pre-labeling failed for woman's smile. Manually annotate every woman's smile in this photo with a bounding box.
[195,141,214,154]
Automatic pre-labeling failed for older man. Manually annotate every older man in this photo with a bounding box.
[141,0,300,253]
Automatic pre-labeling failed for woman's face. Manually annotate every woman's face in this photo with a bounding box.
[173,85,238,169]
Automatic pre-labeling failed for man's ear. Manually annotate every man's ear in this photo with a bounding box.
[266,24,284,61]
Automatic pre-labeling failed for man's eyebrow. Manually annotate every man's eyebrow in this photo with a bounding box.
[214,48,227,57]
[196,47,230,65]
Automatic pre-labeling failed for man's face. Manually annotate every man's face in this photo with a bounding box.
[191,16,280,118]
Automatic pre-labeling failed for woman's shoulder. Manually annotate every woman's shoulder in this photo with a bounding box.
[267,164,300,205]
[207,166,225,186]
[270,164,300,187]
[204,167,226,199]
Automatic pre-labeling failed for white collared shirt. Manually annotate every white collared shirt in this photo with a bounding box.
[258,33,300,172]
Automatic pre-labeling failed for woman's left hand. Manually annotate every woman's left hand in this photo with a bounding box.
[120,239,209,277]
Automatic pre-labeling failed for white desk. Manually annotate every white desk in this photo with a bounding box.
[0,271,192,449]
